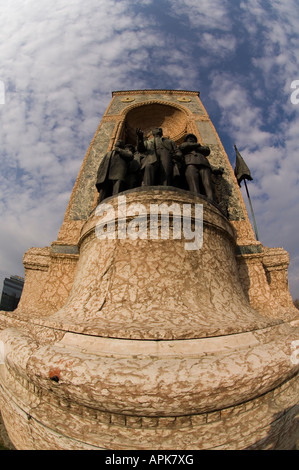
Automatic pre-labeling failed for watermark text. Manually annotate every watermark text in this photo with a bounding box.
[95,195,203,250]
[290,80,299,104]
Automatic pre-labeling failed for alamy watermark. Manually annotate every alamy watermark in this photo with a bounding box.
[95,195,203,250]
[290,80,299,104]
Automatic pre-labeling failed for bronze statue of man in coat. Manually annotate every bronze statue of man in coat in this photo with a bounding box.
[95,139,133,202]
[136,127,178,186]
[179,133,215,200]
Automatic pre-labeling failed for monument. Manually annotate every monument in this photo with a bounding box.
[0,90,298,450]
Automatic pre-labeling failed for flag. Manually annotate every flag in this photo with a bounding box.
[233,144,259,240]
[234,144,253,186]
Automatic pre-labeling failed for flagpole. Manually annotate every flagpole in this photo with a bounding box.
[234,143,259,241]
[243,179,259,241]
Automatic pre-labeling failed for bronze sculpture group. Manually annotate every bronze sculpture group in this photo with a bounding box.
[96,127,223,203]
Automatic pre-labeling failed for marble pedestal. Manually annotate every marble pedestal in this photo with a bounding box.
[0,189,298,449]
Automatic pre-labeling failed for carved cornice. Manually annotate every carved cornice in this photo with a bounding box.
[112,89,200,96]
[102,115,119,122]
[118,99,194,116]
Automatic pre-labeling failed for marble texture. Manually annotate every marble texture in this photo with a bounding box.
[0,190,298,449]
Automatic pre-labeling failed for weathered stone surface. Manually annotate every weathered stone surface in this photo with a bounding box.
[0,190,298,449]
[45,190,280,339]
[0,343,298,449]
[68,121,116,221]
[0,90,298,450]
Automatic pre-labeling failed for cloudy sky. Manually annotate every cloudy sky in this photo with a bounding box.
[0,0,299,300]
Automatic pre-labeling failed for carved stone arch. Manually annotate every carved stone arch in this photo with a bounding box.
[116,100,194,146]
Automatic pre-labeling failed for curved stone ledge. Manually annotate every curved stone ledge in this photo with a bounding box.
[0,353,298,449]
[1,324,298,418]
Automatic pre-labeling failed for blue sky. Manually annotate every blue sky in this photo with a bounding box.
[0,0,299,299]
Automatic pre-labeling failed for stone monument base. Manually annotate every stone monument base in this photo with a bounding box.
[0,189,298,449]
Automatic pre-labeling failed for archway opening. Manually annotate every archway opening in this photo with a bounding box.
[122,102,188,146]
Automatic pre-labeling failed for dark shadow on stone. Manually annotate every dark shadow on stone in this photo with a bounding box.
[0,412,15,450]
[91,185,228,218]
[244,405,299,450]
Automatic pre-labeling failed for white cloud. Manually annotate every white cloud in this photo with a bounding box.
[168,0,232,31]
[240,0,299,85]
[167,0,237,64]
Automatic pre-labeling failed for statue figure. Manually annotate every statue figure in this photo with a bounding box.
[124,144,142,190]
[179,133,215,200]
[95,139,133,202]
[136,127,178,186]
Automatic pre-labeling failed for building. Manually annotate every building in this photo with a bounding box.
[0,275,24,311]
